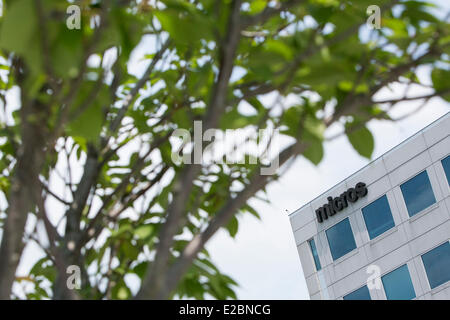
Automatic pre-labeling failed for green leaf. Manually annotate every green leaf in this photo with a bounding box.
[67,103,103,142]
[0,0,37,54]
[112,280,132,300]
[155,8,212,45]
[132,261,149,279]
[0,0,42,75]
[346,124,375,159]
[50,26,84,79]
[241,204,261,220]
[265,39,294,60]
[249,0,267,14]
[66,83,109,142]
[219,107,259,129]
[431,68,450,102]
[121,241,140,260]
[29,258,56,283]
[303,114,325,141]
[134,224,155,240]
[225,215,239,238]
[303,138,324,165]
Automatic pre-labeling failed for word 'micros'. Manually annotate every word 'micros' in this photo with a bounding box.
[315,182,368,223]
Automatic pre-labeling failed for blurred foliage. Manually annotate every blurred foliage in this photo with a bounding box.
[0,0,448,299]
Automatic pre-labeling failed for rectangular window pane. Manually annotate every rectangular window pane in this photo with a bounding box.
[442,155,450,185]
[362,195,395,239]
[326,218,356,261]
[343,285,371,300]
[382,264,416,300]
[308,238,322,271]
[400,170,436,217]
[421,241,450,289]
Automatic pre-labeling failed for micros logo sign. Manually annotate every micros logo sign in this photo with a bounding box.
[315,182,368,223]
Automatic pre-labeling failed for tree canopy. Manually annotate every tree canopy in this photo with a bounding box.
[0,0,448,299]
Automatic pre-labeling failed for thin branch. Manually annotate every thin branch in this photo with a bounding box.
[373,89,450,105]
[136,0,244,300]
[41,182,72,206]
[241,0,305,29]
[108,39,171,135]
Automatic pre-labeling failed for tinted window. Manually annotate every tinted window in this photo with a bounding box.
[421,241,450,289]
[382,264,416,300]
[362,195,395,239]
[343,285,371,300]
[400,171,436,217]
[326,218,357,261]
[442,155,450,185]
[308,238,321,271]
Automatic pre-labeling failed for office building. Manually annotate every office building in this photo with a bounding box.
[289,112,450,300]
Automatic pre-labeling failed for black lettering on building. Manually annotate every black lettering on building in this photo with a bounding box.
[315,182,368,223]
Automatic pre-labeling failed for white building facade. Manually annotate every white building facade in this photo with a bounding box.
[289,112,450,300]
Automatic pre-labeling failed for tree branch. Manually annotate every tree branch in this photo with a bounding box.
[136,0,244,299]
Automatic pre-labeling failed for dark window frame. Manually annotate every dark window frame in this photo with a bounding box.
[381,263,416,300]
[361,194,396,240]
[441,154,450,185]
[400,169,436,217]
[421,241,450,290]
[325,217,357,261]
[343,285,371,300]
[308,238,322,272]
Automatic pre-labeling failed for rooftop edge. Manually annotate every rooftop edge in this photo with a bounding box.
[288,110,450,218]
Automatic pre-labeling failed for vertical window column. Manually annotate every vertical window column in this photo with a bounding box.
[308,238,321,271]
[441,155,450,185]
